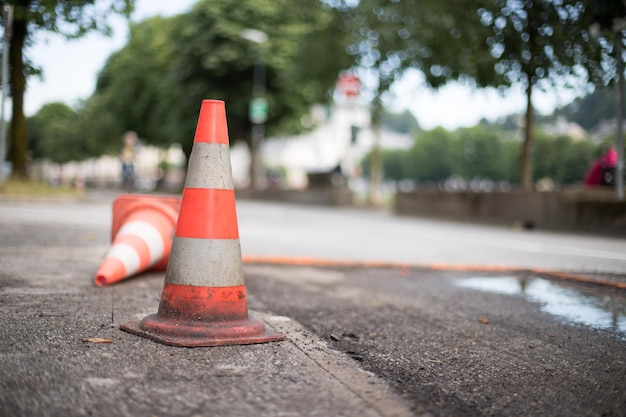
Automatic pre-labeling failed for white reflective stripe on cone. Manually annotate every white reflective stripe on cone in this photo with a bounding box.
[105,243,141,275]
[116,220,165,265]
[165,237,244,287]
[184,142,234,190]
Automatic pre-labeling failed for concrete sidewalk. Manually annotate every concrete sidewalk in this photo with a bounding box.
[0,215,414,417]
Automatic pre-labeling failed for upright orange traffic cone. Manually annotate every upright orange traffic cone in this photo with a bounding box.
[121,99,285,347]
[94,194,180,287]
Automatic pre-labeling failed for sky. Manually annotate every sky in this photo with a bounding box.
[23,0,581,131]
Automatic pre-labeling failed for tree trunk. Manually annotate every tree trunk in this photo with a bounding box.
[520,80,534,191]
[9,11,27,179]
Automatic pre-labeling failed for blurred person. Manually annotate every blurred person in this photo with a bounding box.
[584,146,618,187]
[120,131,138,191]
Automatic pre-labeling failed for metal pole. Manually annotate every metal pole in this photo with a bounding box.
[241,29,268,191]
[0,5,12,186]
[251,58,266,190]
[616,29,624,200]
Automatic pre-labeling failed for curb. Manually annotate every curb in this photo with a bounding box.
[258,311,417,417]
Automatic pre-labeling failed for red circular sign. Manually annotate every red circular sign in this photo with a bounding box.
[337,74,360,98]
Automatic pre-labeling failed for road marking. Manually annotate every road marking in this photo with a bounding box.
[476,238,626,261]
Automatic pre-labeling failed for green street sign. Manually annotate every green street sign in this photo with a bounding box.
[249,97,268,124]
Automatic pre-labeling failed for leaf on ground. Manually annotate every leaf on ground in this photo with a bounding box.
[82,337,113,344]
[478,317,490,324]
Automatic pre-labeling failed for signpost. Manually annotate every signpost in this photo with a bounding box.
[241,28,268,190]
[336,73,360,99]
[249,97,268,124]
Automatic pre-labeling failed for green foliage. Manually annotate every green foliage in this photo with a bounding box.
[3,0,135,177]
[475,0,607,189]
[382,149,404,181]
[82,0,351,158]
[84,16,175,153]
[79,95,122,156]
[587,0,626,31]
[556,87,624,131]
[340,0,487,94]
[341,0,612,190]
[402,128,455,182]
[456,126,519,182]
[363,125,603,187]
[166,0,350,153]
[340,0,608,97]
[533,130,599,184]
[477,1,604,90]
[10,0,135,38]
[28,102,83,163]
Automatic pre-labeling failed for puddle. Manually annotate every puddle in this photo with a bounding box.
[458,276,626,338]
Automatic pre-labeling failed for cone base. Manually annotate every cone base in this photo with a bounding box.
[120,315,285,347]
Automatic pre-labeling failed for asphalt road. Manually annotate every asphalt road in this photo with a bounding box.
[1,193,625,416]
[236,199,626,274]
[2,193,626,274]
[245,263,626,416]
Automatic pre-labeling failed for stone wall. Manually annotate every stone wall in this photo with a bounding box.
[394,188,626,236]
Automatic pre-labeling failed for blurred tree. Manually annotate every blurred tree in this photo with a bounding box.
[0,0,134,178]
[475,0,606,190]
[533,130,599,184]
[556,88,622,130]
[585,0,626,198]
[83,16,174,155]
[341,0,611,191]
[361,148,404,181]
[339,0,487,200]
[559,137,598,183]
[86,0,351,187]
[361,124,606,186]
[167,0,351,186]
[402,127,455,182]
[587,0,626,31]
[28,102,82,163]
[533,131,567,183]
[456,126,516,181]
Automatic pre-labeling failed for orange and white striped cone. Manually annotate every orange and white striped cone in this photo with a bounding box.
[94,194,180,287]
[121,99,285,347]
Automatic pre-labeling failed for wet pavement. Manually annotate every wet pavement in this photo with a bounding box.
[457,275,626,338]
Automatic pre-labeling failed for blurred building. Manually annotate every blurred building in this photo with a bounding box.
[30,143,186,191]
[253,100,412,190]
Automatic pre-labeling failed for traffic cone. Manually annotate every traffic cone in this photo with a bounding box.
[121,99,285,347]
[94,194,180,287]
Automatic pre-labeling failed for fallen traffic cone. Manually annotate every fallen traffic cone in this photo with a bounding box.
[121,99,285,347]
[94,194,180,287]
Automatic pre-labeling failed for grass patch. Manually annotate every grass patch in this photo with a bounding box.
[0,178,84,197]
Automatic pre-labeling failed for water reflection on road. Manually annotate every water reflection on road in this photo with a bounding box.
[458,276,626,339]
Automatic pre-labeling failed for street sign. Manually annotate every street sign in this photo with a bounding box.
[249,97,268,124]
[336,73,360,98]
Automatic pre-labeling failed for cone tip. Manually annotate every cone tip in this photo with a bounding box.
[94,257,127,287]
[202,99,224,106]
[194,99,229,144]
[95,275,108,287]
